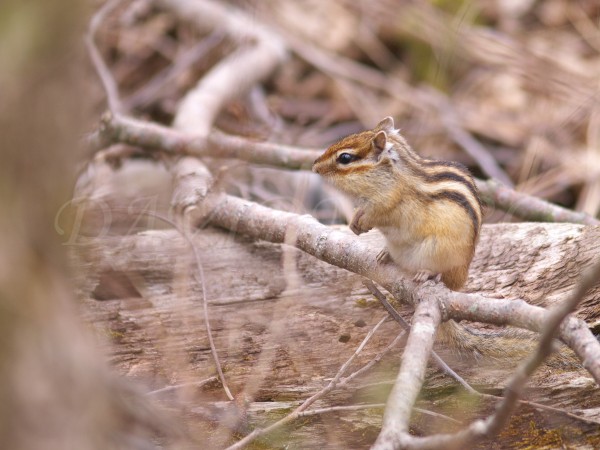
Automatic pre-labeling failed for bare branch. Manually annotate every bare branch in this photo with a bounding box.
[371,297,442,450]
[373,259,600,449]
[155,0,287,134]
[90,113,320,169]
[85,0,123,114]
[441,286,600,384]
[200,193,600,383]
[89,113,600,226]
[226,315,389,449]
[482,258,600,436]
[477,178,599,225]
[147,376,218,396]
[124,31,226,110]
[364,277,600,429]
[363,280,476,394]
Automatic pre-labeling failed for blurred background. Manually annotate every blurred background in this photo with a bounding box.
[1,0,599,449]
[82,0,600,224]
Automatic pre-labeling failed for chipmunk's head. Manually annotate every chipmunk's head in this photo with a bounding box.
[312,117,402,197]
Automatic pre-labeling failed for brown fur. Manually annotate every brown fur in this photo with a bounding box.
[312,117,481,291]
[441,264,469,290]
[313,119,580,364]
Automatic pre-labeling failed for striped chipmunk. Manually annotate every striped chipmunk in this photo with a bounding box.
[312,116,481,291]
[312,117,499,359]
[312,119,578,364]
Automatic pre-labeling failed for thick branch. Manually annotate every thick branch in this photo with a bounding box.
[200,194,600,383]
[477,178,599,225]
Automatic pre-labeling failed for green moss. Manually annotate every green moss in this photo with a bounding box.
[354,298,378,308]
[106,329,125,341]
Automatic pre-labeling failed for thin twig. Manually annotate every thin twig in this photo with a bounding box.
[478,392,600,427]
[226,315,388,449]
[85,0,123,114]
[349,378,600,427]
[295,315,387,413]
[133,210,234,401]
[338,332,405,388]
[483,258,600,437]
[147,376,218,396]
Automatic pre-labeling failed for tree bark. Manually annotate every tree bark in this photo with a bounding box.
[75,221,600,448]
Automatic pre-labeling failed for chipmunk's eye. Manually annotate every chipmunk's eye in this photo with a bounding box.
[337,153,357,165]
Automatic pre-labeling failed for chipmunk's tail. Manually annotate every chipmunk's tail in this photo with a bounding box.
[437,320,579,368]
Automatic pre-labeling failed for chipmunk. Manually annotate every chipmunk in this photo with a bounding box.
[311,118,581,366]
[312,116,481,290]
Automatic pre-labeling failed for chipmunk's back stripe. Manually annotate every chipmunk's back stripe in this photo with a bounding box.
[422,159,477,186]
[401,155,483,214]
[402,157,478,193]
[431,190,480,237]
[420,170,481,208]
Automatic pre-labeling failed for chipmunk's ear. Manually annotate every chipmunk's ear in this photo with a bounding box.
[375,116,394,132]
[373,130,387,159]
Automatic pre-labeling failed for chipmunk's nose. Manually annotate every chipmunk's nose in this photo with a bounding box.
[312,158,322,174]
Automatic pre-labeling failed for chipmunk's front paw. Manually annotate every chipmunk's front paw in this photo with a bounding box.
[349,209,371,235]
[376,248,393,264]
[413,270,442,284]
